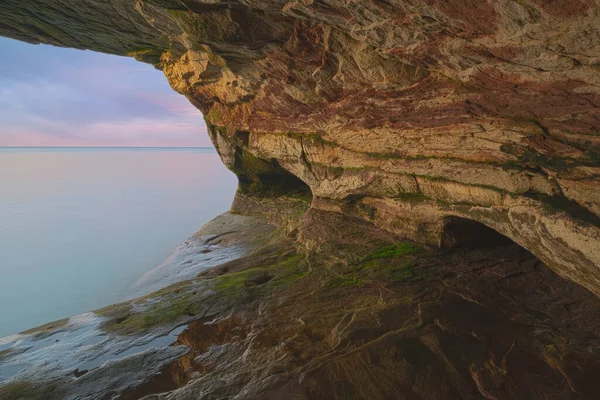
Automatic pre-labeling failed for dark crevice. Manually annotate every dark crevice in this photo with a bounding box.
[441,217,515,250]
[231,147,312,201]
[233,130,250,147]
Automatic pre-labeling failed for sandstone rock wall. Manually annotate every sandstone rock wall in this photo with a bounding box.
[1,0,599,294]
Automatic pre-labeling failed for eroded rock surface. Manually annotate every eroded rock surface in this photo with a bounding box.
[3,207,600,399]
[2,0,599,293]
[1,3,600,397]
[159,211,600,400]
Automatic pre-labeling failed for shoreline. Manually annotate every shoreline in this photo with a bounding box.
[0,212,278,398]
[2,199,600,399]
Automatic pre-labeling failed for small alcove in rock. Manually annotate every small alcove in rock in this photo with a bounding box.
[232,148,312,201]
[441,217,515,249]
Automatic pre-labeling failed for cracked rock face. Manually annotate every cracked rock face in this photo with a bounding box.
[1,0,599,294]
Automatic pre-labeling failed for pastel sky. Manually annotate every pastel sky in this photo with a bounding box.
[0,37,211,147]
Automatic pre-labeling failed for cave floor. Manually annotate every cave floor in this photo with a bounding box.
[2,210,600,400]
[118,210,600,400]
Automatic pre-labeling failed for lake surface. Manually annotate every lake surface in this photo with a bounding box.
[0,147,237,337]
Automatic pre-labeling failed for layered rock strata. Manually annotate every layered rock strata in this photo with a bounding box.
[1,0,599,293]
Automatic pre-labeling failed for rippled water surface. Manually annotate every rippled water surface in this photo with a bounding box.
[0,147,237,337]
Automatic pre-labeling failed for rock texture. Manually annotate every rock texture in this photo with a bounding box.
[1,0,600,293]
[3,209,600,400]
[153,209,600,400]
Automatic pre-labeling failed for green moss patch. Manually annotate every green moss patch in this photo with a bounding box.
[214,254,308,295]
[0,382,60,400]
[325,242,423,291]
[97,237,305,334]
[364,242,421,260]
[327,275,366,288]
[100,295,200,334]
[97,282,202,334]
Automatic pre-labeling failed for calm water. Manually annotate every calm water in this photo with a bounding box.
[0,147,237,337]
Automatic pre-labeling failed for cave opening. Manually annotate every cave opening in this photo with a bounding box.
[232,147,313,201]
[441,217,515,250]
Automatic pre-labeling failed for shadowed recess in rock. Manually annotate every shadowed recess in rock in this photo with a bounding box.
[441,217,515,249]
[232,147,313,201]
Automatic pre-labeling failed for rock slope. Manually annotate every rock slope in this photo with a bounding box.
[2,209,600,399]
[1,0,599,294]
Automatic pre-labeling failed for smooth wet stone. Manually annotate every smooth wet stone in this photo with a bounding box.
[0,313,188,385]
[66,346,191,400]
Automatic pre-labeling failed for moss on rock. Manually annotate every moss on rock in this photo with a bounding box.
[0,382,61,400]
